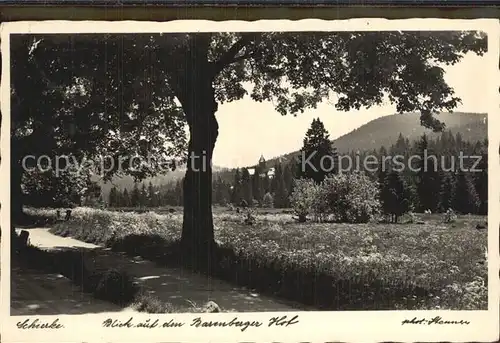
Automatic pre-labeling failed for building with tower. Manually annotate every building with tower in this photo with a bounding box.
[248,154,276,178]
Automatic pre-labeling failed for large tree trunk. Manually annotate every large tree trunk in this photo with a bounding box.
[176,35,219,271]
[10,146,25,253]
[11,159,24,224]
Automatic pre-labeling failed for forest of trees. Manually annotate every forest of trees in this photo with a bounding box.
[107,118,487,217]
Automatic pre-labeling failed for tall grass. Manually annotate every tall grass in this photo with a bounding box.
[46,207,488,310]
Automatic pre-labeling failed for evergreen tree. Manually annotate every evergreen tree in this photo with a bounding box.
[283,162,295,196]
[453,171,480,214]
[174,179,184,206]
[148,181,157,207]
[273,164,289,208]
[381,171,412,223]
[416,134,442,212]
[213,176,230,206]
[391,133,408,156]
[261,175,270,195]
[241,168,253,205]
[231,168,242,205]
[297,118,336,183]
[439,172,456,212]
[262,192,274,208]
[139,183,147,207]
[122,188,131,207]
[131,183,141,207]
[377,146,388,192]
[474,149,488,215]
[108,186,119,207]
[251,173,262,206]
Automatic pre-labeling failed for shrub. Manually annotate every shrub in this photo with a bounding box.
[291,173,380,223]
[289,179,320,222]
[407,211,416,224]
[262,192,274,208]
[131,292,176,313]
[444,208,458,223]
[93,269,139,306]
[319,172,381,223]
[243,208,257,226]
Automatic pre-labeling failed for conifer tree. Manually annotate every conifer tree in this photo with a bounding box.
[377,146,388,192]
[416,134,442,212]
[453,170,480,214]
[108,186,119,207]
[148,181,157,207]
[251,173,262,206]
[262,192,274,208]
[241,168,253,205]
[439,172,456,212]
[174,179,184,206]
[297,118,336,183]
[283,162,295,196]
[381,171,412,223]
[231,168,242,205]
[131,183,141,207]
[141,183,148,207]
[122,188,131,207]
[474,148,488,215]
[273,164,289,208]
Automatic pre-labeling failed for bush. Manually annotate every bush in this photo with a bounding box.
[262,192,274,208]
[319,172,380,223]
[131,292,176,313]
[444,208,458,223]
[93,269,139,306]
[291,173,380,223]
[289,179,320,222]
[407,211,417,224]
[243,208,257,225]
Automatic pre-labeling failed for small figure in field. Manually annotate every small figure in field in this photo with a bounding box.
[236,207,240,214]
[65,209,72,221]
[56,209,61,220]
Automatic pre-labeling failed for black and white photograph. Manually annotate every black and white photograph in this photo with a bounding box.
[1,19,499,342]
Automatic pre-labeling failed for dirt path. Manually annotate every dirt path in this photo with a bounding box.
[15,228,303,313]
[11,260,126,315]
[11,229,129,315]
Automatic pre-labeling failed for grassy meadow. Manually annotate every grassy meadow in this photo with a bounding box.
[27,206,488,311]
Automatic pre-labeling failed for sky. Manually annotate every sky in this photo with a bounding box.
[211,51,490,168]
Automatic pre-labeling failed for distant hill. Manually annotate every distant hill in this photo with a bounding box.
[99,111,487,198]
[97,165,229,199]
[265,111,487,166]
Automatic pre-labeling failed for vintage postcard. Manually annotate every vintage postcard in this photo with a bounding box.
[1,18,499,342]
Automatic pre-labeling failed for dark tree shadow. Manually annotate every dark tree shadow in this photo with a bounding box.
[11,241,138,315]
[105,233,432,311]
